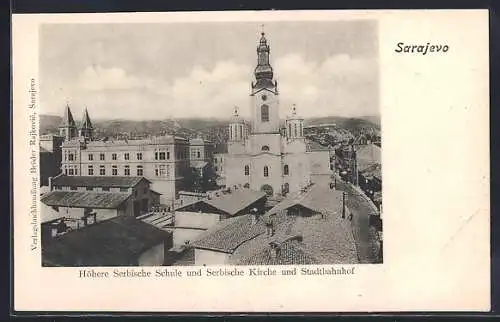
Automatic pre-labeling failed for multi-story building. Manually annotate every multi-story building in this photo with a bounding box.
[39,133,64,186]
[59,106,191,205]
[189,137,213,175]
[222,32,332,197]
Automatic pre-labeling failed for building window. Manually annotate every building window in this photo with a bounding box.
[112,165,118,175]
[99,165,105,175]
[264,166,269,177]
[124,153,129,160]
[167,151,170,160]
[68,168,74,175]
[288,123,292,137]
[214,158,217,164]
[155,152,158,160]
[197,151,201,158]
[155,164,166,177]
[284,164,289,175]
[137,153,142,160]
[124,165,130,176]
[261,104,269,122]
[64,168,68,175]
[102,187,110,192]
[86,187,93,191]
[100,153,105,161]
[120,187,128,192]
[137,165,143,176]
[300,123,303,136]
[261,145,270,152]
[159,152,166,160]
[294,123,298,137]
[75,169,78,175]
[88,165,93,176]
[245,165,249,176]
[112,153,117,161]
[215,166,218,171]
[68,154,74,161]
[88,154,93,161]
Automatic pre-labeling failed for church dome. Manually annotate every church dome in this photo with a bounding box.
[286,104,303,120]
[230,107,245,124]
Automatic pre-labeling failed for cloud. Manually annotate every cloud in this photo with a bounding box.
[43,54,378,120]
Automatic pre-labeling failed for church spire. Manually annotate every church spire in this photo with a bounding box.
[79,107,94,139]
[59,103,77,140]
[252,28,276,92]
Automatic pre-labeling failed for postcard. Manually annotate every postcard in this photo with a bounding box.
[12,9,490,312]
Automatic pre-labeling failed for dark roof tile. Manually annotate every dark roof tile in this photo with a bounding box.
[41,191,131,209]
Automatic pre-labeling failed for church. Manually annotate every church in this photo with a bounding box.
[223,32,332,197]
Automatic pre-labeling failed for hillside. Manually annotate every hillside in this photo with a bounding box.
[39,114,380,142]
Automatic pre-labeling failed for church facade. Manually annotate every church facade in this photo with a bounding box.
[223,32,331,197]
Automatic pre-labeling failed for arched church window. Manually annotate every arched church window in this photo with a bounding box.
[261,145,270,152]
[244,165,249,176]
[261,105,269,122]
[239,125,243,139]
[288,123,292,137]
[264,166,269,177]
[284,164,289,175]
[294,123,298,137]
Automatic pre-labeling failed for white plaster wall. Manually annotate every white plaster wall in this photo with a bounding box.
[194,248,230,266]
[173,228,207,247]
[175,211,220,229]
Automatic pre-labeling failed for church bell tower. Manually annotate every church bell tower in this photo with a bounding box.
[250,31,280,134]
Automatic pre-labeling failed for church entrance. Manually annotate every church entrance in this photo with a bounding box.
[261,184,274,196]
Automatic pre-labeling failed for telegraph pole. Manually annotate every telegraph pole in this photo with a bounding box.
[342,191,346,219]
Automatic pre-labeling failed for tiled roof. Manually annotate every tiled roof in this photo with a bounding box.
[267,184,343,216]
[230,207,358,265]
[41,191,131,209]
[237,238,319,265]
[289,214,358,264]
[42,215,171,266]
[191,214,266,253]
[176,189,266,216]
[52,175,149,188]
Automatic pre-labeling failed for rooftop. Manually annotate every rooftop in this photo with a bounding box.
[191,186,357,264]
[191,214,273,253]
[41,190,132,209]
[176,189,266,217]
[267,184,343,216]
[42,215,171,266]
[62,135,188,147]
[51,175,149,188]
[236,237,319,265]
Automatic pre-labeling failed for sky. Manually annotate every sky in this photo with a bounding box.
[39,21,379,121]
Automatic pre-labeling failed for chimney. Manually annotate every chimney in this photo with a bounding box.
[269,242,280,259]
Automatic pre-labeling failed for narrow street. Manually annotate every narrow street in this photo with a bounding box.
[336,180,380,264]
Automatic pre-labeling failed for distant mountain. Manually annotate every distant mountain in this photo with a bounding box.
[39,114,380,140]
[305,115,380,131]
